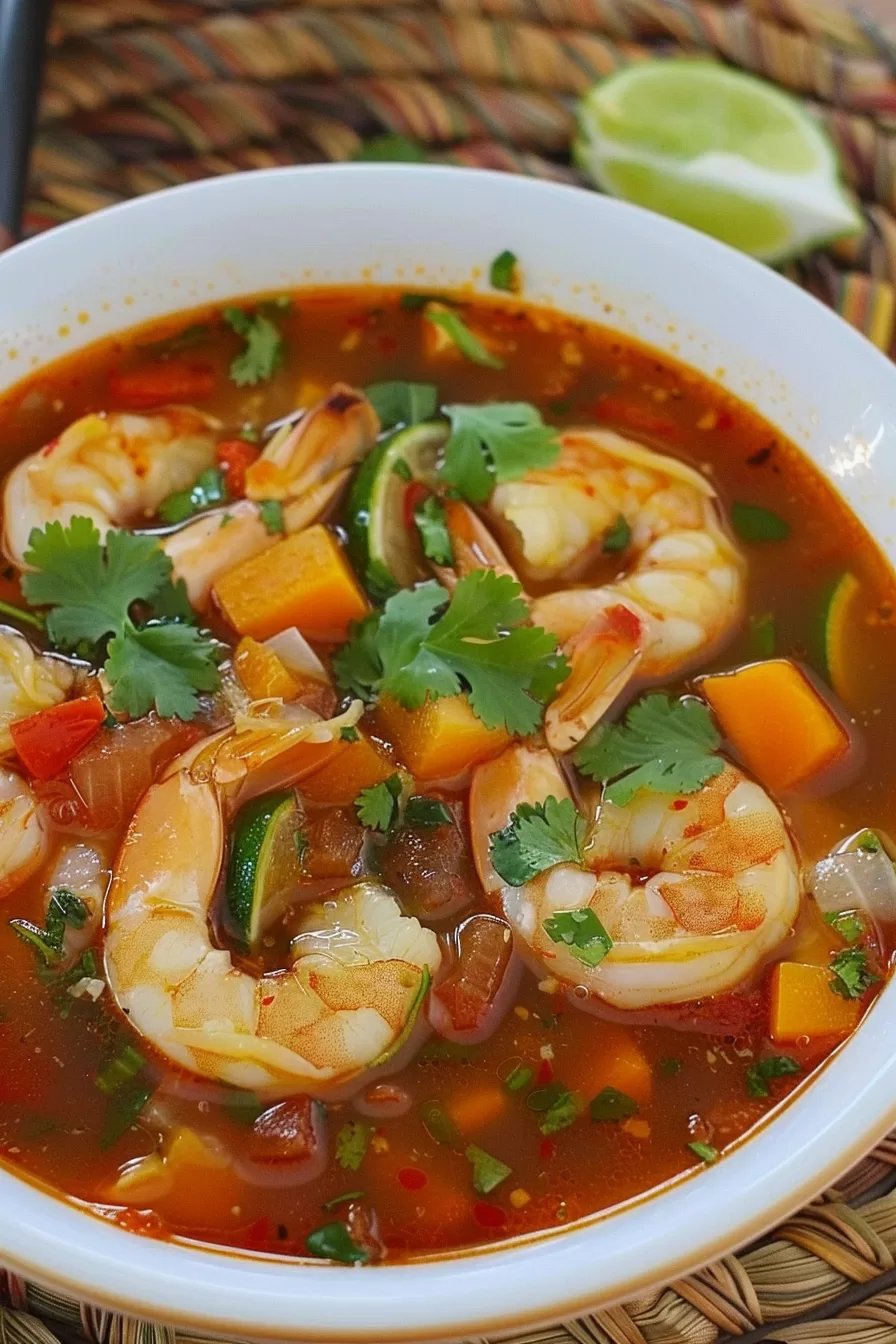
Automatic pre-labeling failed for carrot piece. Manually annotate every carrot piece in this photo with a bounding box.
[216,439,260,496]
[448,1084,506,1135]
[770,961,860,1042]
[214,525,369,642]
[567,1022,653,1105]
[10,695,106,781]
[376,694,509,781]
[233,637,302,703]
[300,732,394,805]
[108,362,215,408]
[700,660,849,793]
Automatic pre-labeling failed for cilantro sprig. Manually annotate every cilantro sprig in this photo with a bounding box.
[355,774,403,832]
[829,946,878,999]
[224,306,286,386]
[543,908,612,968]
[334,572,568,736]
[575,694,723,806]
[335,1121,372,1171]
[440,402,560,504]
[489,796,586,887]
[22,517,219,720]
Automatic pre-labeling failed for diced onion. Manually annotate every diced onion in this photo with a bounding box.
[808,845,896,923]
[264,627,328,683]
[67,977,106,1001]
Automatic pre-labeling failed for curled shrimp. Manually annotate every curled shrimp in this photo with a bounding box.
[162,385,378,607]
[3,407,221,568]
[469,743,799,1009]
[0,766,48,899]
[496,430,746,751]
[0,630,75,756]
[104,702,441,1095]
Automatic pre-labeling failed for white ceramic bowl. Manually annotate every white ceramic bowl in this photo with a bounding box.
[2,165,896,1344]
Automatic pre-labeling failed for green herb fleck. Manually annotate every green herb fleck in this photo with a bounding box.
[503,1063,533,1093]
[419,1099,461,1147]
[414,495,454,567]
[489,796,586,887]
[602,515,631,554]
[489,250,519,293]
[365,380,438,430]
[590,1087,638,1121]
[159,467,228,525]
[95,1044,146,1096]
[425,306,504,370]
[688,1140,719,1164]
[100,1083,154,1151]
[823,910,865,945]
[259,499,285,535]
[355,773,403,831]
[306,1222,369,1264]
[657,1057,683,1077]
[322,1190,365,1211]
[335,1121,372,1172]
[538,1087,583,1135]
[856,829,882,853]
[465,1143,512,1194]
[543,908,612,969]
[340,725,361,743]
[730,501,791,543]
[405,795,453,829]
[440,402,559,504]
[745,1055,801,1099]
[829,946,878,999]
[223,306,285,386]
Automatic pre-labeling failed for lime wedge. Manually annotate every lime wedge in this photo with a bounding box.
[574,60,861,263]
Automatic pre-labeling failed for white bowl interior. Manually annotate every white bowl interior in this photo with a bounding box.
[1,165,896,1343]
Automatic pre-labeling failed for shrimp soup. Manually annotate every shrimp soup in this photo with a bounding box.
[0,285,892,1264]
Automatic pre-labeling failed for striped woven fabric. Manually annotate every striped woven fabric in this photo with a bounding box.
[9,1,896,1340]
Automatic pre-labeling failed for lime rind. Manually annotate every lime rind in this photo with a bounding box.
[574,60,861,264]
[227,789,299,947]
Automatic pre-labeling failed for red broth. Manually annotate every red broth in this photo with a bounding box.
[0,288,892,1262]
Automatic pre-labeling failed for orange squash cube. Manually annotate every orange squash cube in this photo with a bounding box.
[770,961,860,1043]
[214,525,368,642]
[700,659,849,793]
[300,731,395,806]
[233,637,302,702]
[376,693,509,781]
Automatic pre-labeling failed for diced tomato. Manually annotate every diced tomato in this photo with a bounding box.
[431,914,514,1038]
[397,1166,427,1191]
[216,438,260,496]
[10,695,105,781]
[473,1202,507,1229]
[108,362,216,409]
[536,1058,554,1085]
[539,1138,555,1161]
[402,481,430,533]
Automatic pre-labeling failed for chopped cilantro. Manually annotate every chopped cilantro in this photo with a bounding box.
[856,829,882,853]
[489,250,519,293]
[355,774,403,831]
[322,1190,365,1211]
[10,888,90,967]
[425,306,504,369]
[405,795,453,828]
[829,946,878,999]
[657,1057,683,1077]
[335,1121,372,1172]
[239,423,261,444]
[335,572,567,737]
[688,1140,719,1164]
[538,1087,583,1135]
[414,496,454,567]
[21,517,218,720]
[223,306,285,386]
[95,1044,146,1096]
[353,133,427,163]
[503,1063,533,1093]
[306,1221,369,1264]
[365,380,438,429]
[823,910,865,945]
[440,402,560,504]
[100,1083,154,1150]
[158,467,228,524]
[340,725,361,743]
[730,501,791,543]
[602,514,631,554]
[575,693,723,806]
[526,1082,567,1113]
[590,1087,638,1121]
[259,499,285,535]
[745,1055,800,1098]
[489,797,586,887]
[419,1100,461,1147]
[543,908,612,969]
[465,1143,512,1194]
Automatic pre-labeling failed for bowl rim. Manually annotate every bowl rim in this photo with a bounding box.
[2,162,896,1343]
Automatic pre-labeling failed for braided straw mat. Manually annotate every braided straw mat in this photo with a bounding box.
[8,0,896,1339]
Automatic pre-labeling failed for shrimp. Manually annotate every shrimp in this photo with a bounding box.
[469,743,799,1009]
[104,702,441,1096]
[495,430,746,751]
[0,630,74,755]
[161,385,378,607]
[3,407,220,567]
[0,767,48,899]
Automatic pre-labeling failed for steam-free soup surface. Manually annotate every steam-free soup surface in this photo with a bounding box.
[0,286,891,1262]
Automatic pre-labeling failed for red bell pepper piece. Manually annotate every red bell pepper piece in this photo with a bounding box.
[10,695,106,781]
[216,438,260,497]
[108,362,216,409]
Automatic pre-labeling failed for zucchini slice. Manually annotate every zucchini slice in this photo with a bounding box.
[346,421,448,600]
[227,789,304,948]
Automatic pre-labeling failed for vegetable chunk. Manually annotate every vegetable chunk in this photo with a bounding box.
[377,693,509,781]
[770,961,860,1042]
[700,660,849,792]
[214,525,369,641]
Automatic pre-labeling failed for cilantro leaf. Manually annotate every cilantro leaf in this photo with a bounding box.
[23,519,170,648]
[538,1087,583,1135]
[259,499,285,535]
[424,307,504,369]
[158,467,227,525]
[335,1121,372,1172]
[365,380,438,430]
[306,1222,369,1264]
[543,908,612,968]
[602,514,631,554]
[465,1144,512,1195]
[489,250,519,293]
[224,307,285,386]
[856,829,882,853]
[405,796,453,828]
[414,496,454,567]
[106,624,220,720]
[590,1087,638,1121]
[440,403,560,504]
[829,946,878,999]
[688,1141,718,1164]
[489,797,586,887]
[823,910,865,945]
[355,774,403,832]
[150,576,196,624]
[575,694,723,806]
[333,612,384,701]
[745,1055,800,1099]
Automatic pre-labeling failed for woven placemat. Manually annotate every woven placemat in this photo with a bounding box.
[6,0,896,1339]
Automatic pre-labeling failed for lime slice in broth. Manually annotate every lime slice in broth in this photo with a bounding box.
[574,60,861,263]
